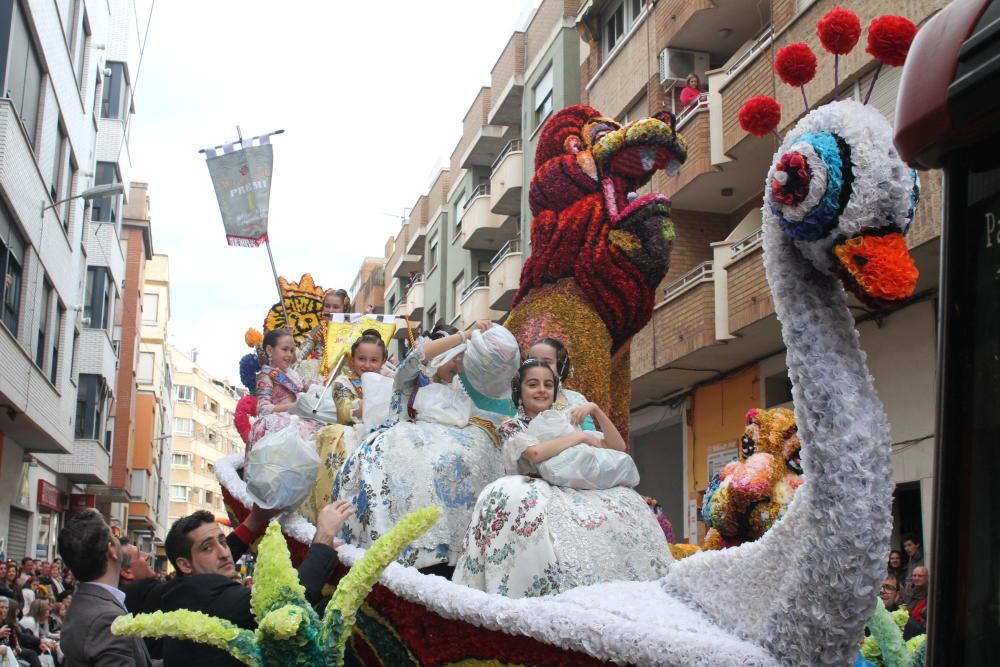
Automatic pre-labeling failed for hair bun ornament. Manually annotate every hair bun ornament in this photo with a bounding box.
[866,15,918,67]
[816,6,862,55]
[245,328,263,348]
[239,353,261,393]
[775,42,818,87]
[739,96,782,138]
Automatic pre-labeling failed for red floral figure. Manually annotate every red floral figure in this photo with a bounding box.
[739,95,782,137]
[816,6,862,55]
[775,42,818,87]
[506,105,687,436]
[866,15,918,67]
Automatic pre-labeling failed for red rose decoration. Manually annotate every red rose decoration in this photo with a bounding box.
[775,42,818,86]
[816,6,862,55]
[866,15,918,67]
[739,96,782,137]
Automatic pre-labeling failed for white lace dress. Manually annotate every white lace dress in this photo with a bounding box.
[453,416,673,598]
[332,340,506,568]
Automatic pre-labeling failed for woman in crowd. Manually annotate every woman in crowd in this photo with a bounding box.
[247,329,325,452]
[334,321,506,571]
[1,598,44,667]
[887,548,907,583]
[454,359,671,597]
[18,599,59,665]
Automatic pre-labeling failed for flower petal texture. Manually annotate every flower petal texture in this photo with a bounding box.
[817,6,862,55]
[775,42,818,86]
[866,15,918,67]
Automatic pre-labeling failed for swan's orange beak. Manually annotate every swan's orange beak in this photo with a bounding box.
[832,231,918,310]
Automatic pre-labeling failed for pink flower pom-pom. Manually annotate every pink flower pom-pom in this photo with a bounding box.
[866,15,918,67]
[775,42,818,86]
[817,6,862,55]
[739,95,782,137]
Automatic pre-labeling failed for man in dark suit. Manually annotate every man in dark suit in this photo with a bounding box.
[57,510,153,666]
[127,501,353,667]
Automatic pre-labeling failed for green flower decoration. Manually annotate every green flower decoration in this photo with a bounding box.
[112,506,442,667]
[860,598,927,667]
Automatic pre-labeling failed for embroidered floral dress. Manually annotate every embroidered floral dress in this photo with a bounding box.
[333,340,506,569]
[248,366,324,451]
[453,414,672,598]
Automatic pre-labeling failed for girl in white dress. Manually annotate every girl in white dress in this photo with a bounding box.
[454,359,672,597]
[333,322,506,570]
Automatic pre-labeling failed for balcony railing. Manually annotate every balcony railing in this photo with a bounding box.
[663,261,715,303]
[406,273,425,293]
[490,239,522,267]
[491,139,523,171]
[729,227,764,258]
[676,93,709,129]
[725,26,773,78]
[460,275,490,302]
[463,184,491,214]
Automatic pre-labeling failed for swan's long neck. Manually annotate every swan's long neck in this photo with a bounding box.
[663,210,893,665]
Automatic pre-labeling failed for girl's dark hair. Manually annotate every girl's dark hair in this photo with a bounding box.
[262,328,293,351]
[351,329,387,360]
[428,321,458,341]
[531,337,572,383]
[511,358,559,408]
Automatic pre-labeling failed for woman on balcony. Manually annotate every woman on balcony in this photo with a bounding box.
[333,321,508,574]
[679,73,703,108]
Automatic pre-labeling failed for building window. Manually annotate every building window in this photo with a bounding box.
[75,374,107,440]
[534,67,554,129]
[171,453,190,467]
[142,292,159,323]
[0,206,26,335]
[50,124,66,203]
[59,150,77,231]
[205,491,215,507]
[426,305,437,330]
[36,280,52,368]
[74,7,89,87]
[7,3,44,148]
[174,418,194,435]
[100,62,129,120]
[84,267,112,330]
[175,385,194,402]
[170,485,188,501]
[428,233,439,272]
[137,351,154,383]
[453,273,465,310]
[91,162,120,223]
[51,302,64,383]
[603,0,645,57]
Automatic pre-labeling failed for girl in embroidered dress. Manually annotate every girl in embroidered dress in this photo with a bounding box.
[332,329,388,427]
[297,289,350,380]
[248,329,324,451]
[453,359,672,598]
[333,321,507,571]
[527,337,597,430]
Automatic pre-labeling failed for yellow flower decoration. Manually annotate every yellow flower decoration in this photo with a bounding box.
[112,508,441,667]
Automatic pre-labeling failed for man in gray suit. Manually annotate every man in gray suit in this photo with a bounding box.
[57,510,153,666]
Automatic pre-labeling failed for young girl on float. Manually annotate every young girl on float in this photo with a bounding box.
[297,288,351,379]
[453,359,671,598]
[248,329,325,451]
[333,321,507,572]
[527,337,597,430]
[332,329,389,427]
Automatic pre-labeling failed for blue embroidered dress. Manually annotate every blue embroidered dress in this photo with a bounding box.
[453,413,672,598]
[332,340,506,568]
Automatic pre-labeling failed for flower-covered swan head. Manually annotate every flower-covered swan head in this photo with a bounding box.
[765,99,919,310]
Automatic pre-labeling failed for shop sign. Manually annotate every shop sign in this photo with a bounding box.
[36,480,66,512]
[69,494,97,515]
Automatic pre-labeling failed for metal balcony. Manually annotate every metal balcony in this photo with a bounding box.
[488,239,523,311]
[490,140,524,216]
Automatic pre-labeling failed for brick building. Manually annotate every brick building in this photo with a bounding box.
[0,0,144,562]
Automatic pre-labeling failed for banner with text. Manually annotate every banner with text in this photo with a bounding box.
[205,141,274,247]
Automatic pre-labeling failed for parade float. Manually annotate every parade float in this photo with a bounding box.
[160,8,926,664]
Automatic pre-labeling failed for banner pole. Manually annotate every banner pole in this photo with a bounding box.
[264,238,291,330]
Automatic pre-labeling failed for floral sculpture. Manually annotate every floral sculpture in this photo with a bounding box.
[504,105,687,435]
[702,407,804,550]
[111,507,441,667]
[263,274,326,343]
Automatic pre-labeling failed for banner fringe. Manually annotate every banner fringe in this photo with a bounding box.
[226,233,268,248]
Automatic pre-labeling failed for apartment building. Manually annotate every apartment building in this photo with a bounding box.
[0,0,141,561]
[578,0,947,548]
[378,0,583,355]
[167,345,241,525]
[350,256,387,315]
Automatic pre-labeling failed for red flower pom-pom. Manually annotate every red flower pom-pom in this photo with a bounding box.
[866,15,918,67]
[817,6,862,55]
[739,96,781,137]
[775,42,818,86]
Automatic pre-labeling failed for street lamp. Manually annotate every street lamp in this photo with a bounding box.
[42,182,125,217]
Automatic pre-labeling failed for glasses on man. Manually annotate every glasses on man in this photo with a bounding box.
[880,584,898,592]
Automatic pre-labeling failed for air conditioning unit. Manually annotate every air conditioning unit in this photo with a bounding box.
[659,48,711,84]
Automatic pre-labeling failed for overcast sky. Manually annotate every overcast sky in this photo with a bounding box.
[129,1,537,382]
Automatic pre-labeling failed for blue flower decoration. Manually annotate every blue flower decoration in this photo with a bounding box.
[239,353,261,393]
[773,131,848,241]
